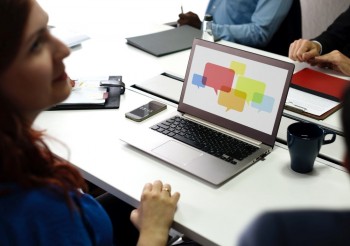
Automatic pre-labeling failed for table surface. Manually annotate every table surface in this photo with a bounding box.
[35,1,350,245]
[35,91,350,246]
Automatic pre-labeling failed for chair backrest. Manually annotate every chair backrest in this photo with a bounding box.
[263,0,302,56]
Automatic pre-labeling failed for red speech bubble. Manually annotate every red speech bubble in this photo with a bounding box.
[203,63,235,94]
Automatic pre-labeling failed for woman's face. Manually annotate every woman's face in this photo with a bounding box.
[0,0,70,122]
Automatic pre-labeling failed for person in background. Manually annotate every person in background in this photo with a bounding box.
[177,0,293,48]
[0,0,180,245]
[289,6,350,76]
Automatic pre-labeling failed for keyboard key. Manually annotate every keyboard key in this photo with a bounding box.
[173,134,203,149]
[151,117,258,164]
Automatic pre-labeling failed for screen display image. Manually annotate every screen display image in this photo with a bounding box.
[182,45,289,135]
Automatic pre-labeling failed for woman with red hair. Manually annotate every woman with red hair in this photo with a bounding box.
[0,0,180,245]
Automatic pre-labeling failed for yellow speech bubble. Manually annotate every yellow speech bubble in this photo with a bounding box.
[236,76,266,104]
[230,61,246,76]
[218,89,246,112]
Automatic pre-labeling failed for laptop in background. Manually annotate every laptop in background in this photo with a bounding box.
[121,39,294,186]
[126,25,202,57]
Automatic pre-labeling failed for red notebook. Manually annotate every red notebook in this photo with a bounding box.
[291,68,350,101]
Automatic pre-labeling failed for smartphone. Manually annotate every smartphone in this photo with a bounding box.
[125,100,167,122]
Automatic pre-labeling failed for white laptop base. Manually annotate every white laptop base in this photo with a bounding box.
[120,112,271,186]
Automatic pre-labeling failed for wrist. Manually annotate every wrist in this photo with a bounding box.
[311,40,322,55]
[137,228,169,246]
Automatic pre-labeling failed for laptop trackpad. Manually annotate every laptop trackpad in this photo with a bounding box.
[152,140,202,165]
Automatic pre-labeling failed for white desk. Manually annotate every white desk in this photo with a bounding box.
[36,90,350,246]
[36,1,350,245]
[36,89,350,246]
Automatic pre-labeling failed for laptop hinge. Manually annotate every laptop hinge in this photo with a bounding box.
[181,113,262,146]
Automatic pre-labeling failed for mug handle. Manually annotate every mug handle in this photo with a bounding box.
[323,129,336,145]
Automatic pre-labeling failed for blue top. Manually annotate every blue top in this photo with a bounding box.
[239,210,350,246]
[0,185,113,246]
[206,0,293,47]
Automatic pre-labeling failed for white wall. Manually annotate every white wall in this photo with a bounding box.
[300,0,349,39]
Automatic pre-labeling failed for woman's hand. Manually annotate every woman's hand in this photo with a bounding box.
[131,180,180,246]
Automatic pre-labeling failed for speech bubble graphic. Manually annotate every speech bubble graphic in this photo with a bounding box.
[218,89,246,112]
[236,76,266,104]
[230,61,246,76]
[203,63,235,94]
[252,91,264,104]
[192,73,207,88]
[251,93,275,113]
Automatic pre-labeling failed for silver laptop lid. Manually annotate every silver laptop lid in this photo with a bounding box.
[178,39,294,147]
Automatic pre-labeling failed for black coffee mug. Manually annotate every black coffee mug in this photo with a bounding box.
[287,122,336,173]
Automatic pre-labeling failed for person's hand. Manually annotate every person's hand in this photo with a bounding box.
[177,11,202,29]
[311,50,350,76]
[130,180,180,246]
[289,39,321,62]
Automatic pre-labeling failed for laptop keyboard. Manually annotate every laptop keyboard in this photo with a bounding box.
[151,116,259,164]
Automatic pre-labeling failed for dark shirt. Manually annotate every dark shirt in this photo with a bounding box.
[0,185,113,245]
[239,210,350,246]
[315,6,350,57]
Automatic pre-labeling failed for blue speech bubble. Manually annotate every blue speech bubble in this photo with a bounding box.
[251,93,275,113]
[192,74,206,88]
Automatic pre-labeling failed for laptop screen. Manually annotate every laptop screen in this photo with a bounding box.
[178,39,294,146]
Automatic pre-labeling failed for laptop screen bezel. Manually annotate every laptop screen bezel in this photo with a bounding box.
[178,39,295,147]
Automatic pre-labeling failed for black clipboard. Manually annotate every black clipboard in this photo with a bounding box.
[49,76,125,110]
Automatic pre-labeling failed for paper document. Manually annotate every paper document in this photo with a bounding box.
[60,80,107,105]
[51,75,123,110]
[286,88,339,116]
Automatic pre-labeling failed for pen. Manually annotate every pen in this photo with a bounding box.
[285,101,307,113]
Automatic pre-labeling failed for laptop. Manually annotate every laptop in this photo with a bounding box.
[126,25,202,57]
[121,39,294,186]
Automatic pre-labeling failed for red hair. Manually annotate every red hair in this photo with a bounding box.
[0,0,86,198]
